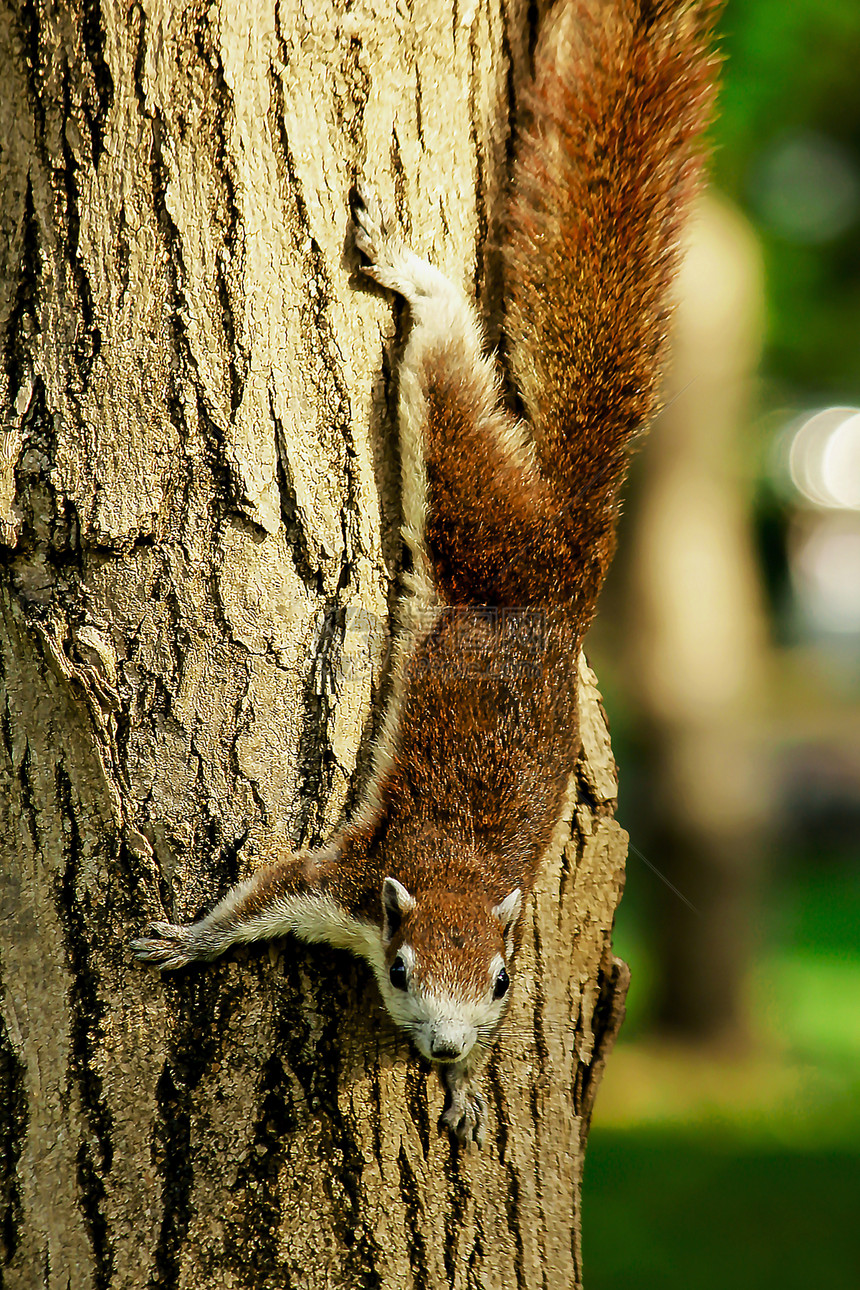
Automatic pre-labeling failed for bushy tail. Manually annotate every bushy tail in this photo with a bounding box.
[504,0,720,603]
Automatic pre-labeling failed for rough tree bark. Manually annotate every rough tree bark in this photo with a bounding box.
[0,1,629,1286]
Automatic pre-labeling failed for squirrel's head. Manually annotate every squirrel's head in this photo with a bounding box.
[376,877,522,1065]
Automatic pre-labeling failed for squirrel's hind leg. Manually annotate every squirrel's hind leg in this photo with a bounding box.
[352,182,455,311]
[351,182,559,608]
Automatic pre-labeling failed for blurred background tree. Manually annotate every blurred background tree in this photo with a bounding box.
[583,0,860,1286]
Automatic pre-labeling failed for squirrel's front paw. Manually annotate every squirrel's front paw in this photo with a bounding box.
[439,1083,487,1149]
[131,921,205,972]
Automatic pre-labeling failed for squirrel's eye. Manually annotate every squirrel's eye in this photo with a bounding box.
[389,956,408,991]
[493,966,510,1000]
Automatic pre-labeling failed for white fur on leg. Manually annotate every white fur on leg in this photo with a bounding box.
[132,876,384,975]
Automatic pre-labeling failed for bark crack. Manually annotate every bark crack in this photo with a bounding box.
[397,1145,430,1290]
[443,1145,471,1286]
[294,603,347,848]
[191,12,250,419]
[80,0,115,166]
[404,1059,432,1161]
[577,953,630,1137]
[467,19,489,304]
[503,1165,528,1290]
[59,62,102,398]
[0,985,27,1271]
[55,764,115,1289]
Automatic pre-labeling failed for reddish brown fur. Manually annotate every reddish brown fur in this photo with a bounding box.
[389,892,506,996]
[232,852,323,922]
[504,0,719,625]
[420,0,720,634]
[221,0,719,943]
[336,0,719,920]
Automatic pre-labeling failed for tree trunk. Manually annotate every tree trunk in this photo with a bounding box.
[623,195,768,1045]
[0,1,628,1286]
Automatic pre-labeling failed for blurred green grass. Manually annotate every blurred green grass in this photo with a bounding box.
[582,862,860,1288]
[583,1132,858,1290]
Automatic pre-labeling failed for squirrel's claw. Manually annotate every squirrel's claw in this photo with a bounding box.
[439,1084,487,1149]
[131,922,198,972]
[350,177,462,312]
[349,180,389,278]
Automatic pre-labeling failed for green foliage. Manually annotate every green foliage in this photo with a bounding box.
[584,1131,859,1290]
[716,0,860,178]
[714,0,860,396]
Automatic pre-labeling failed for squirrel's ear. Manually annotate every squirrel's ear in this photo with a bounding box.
[381,877,415,944]
[492,888,522,955]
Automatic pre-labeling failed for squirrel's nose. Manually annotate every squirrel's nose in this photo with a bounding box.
[431,1041,462,1061]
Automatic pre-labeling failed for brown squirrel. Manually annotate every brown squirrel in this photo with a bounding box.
[133,0,718,1145]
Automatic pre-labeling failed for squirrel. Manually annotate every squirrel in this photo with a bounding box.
[133,0,718,1146]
